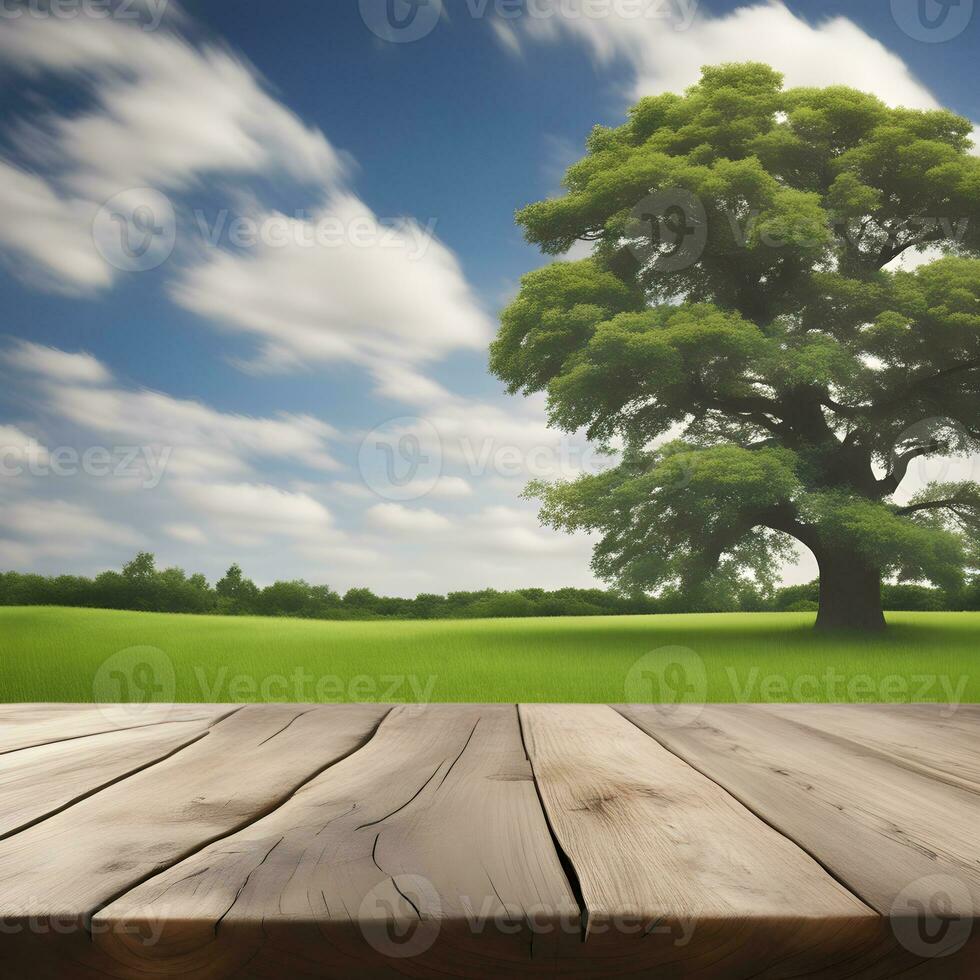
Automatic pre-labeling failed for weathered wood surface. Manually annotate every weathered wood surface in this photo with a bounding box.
[759,701,980,790]
[519,703,882,976]
[0,702,976,978]
[95,704,580,978]
[0,703,234,755]
[620,703,980,915]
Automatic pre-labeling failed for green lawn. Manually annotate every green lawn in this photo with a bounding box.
[1,606,977,705]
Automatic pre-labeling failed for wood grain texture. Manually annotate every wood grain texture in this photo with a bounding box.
[0,702,975,979]
[620,703,980,915]
[0,703,233,754]
[0,703,388,978]
[0,717,226,839]
[518,703,893,977]
[758,702,980,791]
[93,704,580,979]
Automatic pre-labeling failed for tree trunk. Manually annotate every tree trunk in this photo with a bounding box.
[814,552,886,631]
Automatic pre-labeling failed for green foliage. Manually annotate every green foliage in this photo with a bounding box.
[0,554,664,619]
[492,64,980,624]
[3,554,975,620]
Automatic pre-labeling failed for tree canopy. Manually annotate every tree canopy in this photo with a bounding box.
[491,63,980,630]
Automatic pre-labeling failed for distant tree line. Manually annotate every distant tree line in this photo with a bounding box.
[1,553,977,620]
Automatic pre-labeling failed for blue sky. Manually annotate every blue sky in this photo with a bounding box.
[0,0,977,594]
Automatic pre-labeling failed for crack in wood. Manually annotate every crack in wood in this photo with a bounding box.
[84,705,395,938]
[437,717,480,790]
[257,708,316,746]
[0,728,213,843]
[370,831,423,921]
[354,759,443,831]
[213,835,284,934]
[0,704,243,758]
[515,703,589,943]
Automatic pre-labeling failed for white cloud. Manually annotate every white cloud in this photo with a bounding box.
[0,17,341,197]
[0,163,111,293]
[0,344,361,572]
[10,346,341,478]
[366,502,454,533]
[0,10,500,523]
[0,499,141,557]
[164,523,208,545]
[490,18,523,56]
[174,482,332,537]
[3,340,112,384]
[467,505,590,556]
[516,2,952,110]
[0,13,493,399]
[0,343,605,590]
[0,14,343,292]
[372,393,603,486]
[170,194,493,385]
[416,475,473,498]
[0,424,50,481]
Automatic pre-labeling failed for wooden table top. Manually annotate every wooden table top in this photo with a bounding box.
[0,702,976,978]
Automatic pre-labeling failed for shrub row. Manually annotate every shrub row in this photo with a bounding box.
[1,553,977,619]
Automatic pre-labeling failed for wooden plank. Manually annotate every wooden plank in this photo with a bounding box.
[518,704,892,977]
[621,703,980,915]
[0,703,235,754]
[0,703,974,978]
[92,704,580,979]
[0,717,228,839]
[0,702,388,978]
[756,703,980,791]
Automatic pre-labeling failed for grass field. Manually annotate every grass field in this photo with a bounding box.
[1,605,977,705]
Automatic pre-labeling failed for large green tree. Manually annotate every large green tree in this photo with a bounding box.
[491,64,980,630]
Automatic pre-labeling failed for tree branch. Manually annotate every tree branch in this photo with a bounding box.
[896,498,961,516]
[876,440,942,496]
